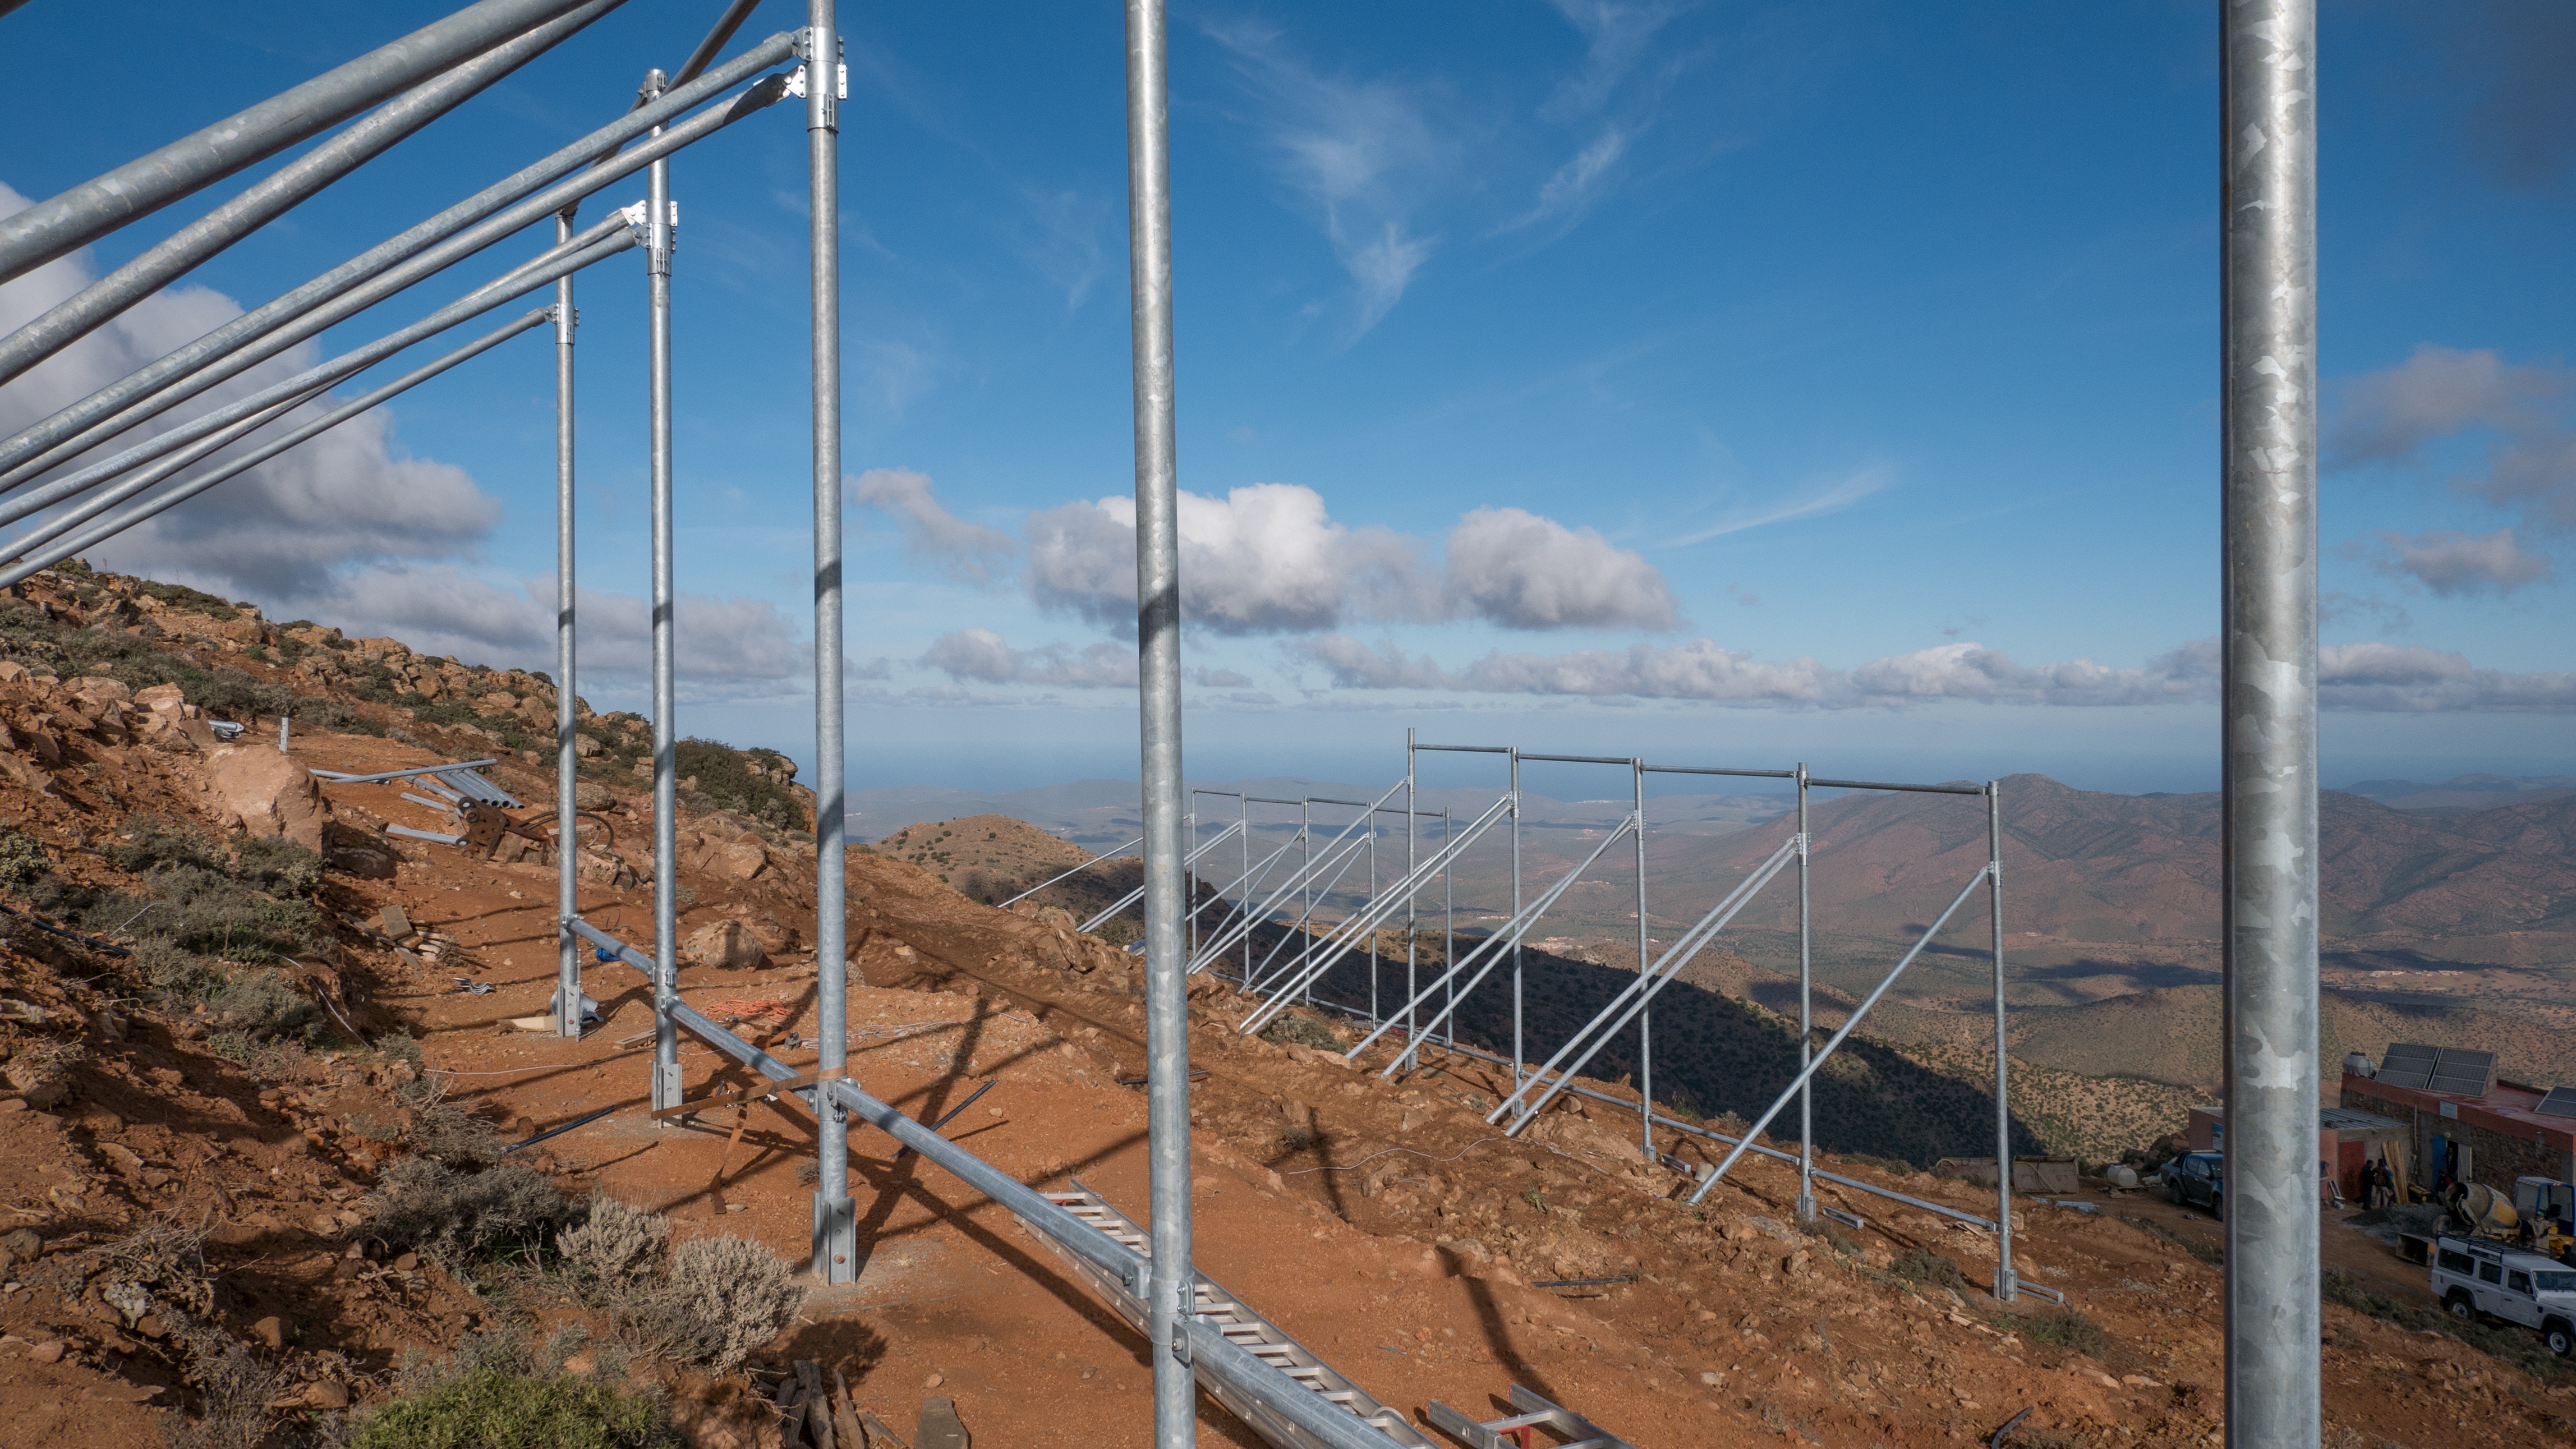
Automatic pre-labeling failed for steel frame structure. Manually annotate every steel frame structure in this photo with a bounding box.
[0,1,2320,1443]
[1142,738,2021,1294]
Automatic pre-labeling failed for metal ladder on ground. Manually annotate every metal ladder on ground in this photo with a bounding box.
[1022,1180,1433,1449]
[1425,1384,1636,1449]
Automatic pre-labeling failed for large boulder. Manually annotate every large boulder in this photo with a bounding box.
[204,746,328,850]
[683,919,767,970]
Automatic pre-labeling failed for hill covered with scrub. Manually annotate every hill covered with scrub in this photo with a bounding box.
[0,560,2564,1448]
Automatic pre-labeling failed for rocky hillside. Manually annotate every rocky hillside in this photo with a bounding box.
[0,561,2567,1448]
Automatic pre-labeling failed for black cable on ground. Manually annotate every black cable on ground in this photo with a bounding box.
[503,1101,625,1153]
[1990,1406,2034,1449]
[0,899,132,956]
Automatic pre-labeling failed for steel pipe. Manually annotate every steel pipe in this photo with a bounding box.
[0,310,552,589]
[0,0,609,284]
[804,2,857,1284]
[1124,1,1194,1438]
[554,213,582,1041]
[0,0,629,387]
[0,43,798,491]
[0,228,638,531]
[1988,781,2014,1300]
[1798,763,1814,1219]
[0,387,328,562]
[643,72,682,1123]
[2221,3,2321,1445]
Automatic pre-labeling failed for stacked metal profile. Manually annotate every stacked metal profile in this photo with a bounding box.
[1027,1182,1432,1449]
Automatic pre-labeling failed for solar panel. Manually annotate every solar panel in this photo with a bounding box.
[2430,1047,2497,1097]
[2375,1042,2440,1090]
[2537,1087,2576,1119]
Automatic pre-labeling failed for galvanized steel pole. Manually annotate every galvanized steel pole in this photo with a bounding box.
[644,71,682,1119]
[554,215,582,1039]
[806,1,857,1284]
[1405,730,1418,1070]
[1797,763,1814,1220]
[0,0,628,388]
[1125,2,1195,1441]
[1634,759,1651,1159]
[0,0,608,285]
[1988,782,2015,1301]
[2222,2,2321,1445]
[1510,748,1522,1083]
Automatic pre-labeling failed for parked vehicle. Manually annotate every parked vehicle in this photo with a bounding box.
[2430,1234,2576,1357]
[2165,1150,2225,1218]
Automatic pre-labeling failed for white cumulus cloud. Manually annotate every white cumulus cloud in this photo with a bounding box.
[1443,505,1677,629]
[920,627,1137,688]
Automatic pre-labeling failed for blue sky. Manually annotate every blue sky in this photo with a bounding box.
[2,0,2570,794]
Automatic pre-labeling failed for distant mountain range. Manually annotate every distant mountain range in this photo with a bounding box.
[2335,773,2576,815]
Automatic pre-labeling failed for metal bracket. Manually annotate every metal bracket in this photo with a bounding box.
[618,199,679,240]
[783,61,847,100]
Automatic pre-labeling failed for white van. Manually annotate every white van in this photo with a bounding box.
[2430,1234,2576,1356]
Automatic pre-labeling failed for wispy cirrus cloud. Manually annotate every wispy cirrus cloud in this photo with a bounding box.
[1667,463,1895,545]
[1204,19,1453,338]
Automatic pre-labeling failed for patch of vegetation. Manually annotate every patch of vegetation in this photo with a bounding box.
[351,1328,675,1449]
[362,1158,577,1268]
[1260,1009,1340,1051]
[131,579,242,620]
[1890,1246,1970,1292]
[188,664,292,720]
[291,694,385,737]
[0,827,50,893]
[2322,1267,2569,1382]
[673,737,804,829]
[1997,1307,2110,1360]
[558,1198,805,1371]
[0,592,210,694]
[2120,1213,2223,1266]
[1521,1187,1553,1213]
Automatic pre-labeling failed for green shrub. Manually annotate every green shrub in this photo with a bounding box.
[292,695,385,736]
[673,738,804,828]
[352,1331,674,1449]
[187,665,292,720]
[0,828,50,894]
[2004,1307,2110,1359]
[620,1235,806,1371]
[1260,1010,1340,1051]
[363,1158,577,1267]
[228,834,323,898]
[1890,1246,1969,1292]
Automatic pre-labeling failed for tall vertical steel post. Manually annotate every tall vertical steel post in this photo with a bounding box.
[1299,798,1312,1005]
[1404,729,1418,1071]
[1509,747,1522,1083]
[1634,759,1650,1158]
[553,212,582,1040]
[806,1,857,1283]
[1124,2,1196,1442]
[1443,808,1454,1048]
[1239,795,1249,986]
[2222,2,2320,1443]
[643,71,682,1116]
[1988,781,2016,1302]
[1796,763,1814,1219]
